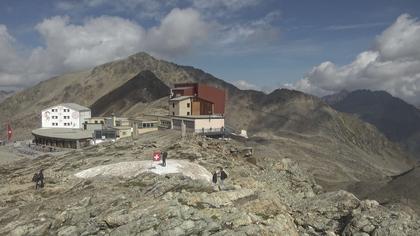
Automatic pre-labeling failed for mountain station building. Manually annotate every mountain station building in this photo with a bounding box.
[41,103,91,129]
[169,83,226,135]
[33,103,93,149]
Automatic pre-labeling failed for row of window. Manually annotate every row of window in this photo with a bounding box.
[141,123,155,128]
[51,108,71,112]
[172,112,190,116]
[51,122,72,126]
[172,103,191,108]
[51,115,71,119]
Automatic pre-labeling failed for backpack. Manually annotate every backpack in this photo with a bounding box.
[220,170,228,180]
[32,173,39,182]
[212,173,217,183]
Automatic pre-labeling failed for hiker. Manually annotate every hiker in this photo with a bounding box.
[218,167,228,190]
[32,169,44,190]
[212,171,218,186]
[162,151,168,167]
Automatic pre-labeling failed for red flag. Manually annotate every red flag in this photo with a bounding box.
[7,123,12,142]
[153,151,161,161]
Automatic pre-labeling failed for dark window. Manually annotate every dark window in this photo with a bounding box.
[172,112,175,116]
[187,112,190,115]
[172,103,175,108]
[187,103,190,108]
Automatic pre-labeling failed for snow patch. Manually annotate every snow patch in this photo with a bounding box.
[74,159,212,182]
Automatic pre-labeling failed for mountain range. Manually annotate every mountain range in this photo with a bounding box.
[323,89,420,157]
[0,52,415,208]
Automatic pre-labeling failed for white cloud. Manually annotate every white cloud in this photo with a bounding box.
[233,80,259,90]
[56,0,261,14]
[215,11,280,49]
[323,22,386,31]
[1,0,278,89]
[146,8,209,57]
[53,0,278,55]
[292,14,420,105]
[0,25,25,88]
[32,15,146,73]
[0,8,211,89]
[192,0,260,11]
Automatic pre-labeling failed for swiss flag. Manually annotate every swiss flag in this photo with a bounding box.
[7,124,12,141]
[153,151,161,161]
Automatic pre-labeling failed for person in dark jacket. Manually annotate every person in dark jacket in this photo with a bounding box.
[212,171,218,185]
[218,167,228,190]
[162,151,168,167]
[32,169,44,189]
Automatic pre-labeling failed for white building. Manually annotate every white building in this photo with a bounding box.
[42,103,91,129]
[172,115,225,134]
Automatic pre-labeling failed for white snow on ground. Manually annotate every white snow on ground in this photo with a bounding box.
[74,159,212,182]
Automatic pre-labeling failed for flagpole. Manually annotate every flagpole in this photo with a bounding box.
[7,121,12,144]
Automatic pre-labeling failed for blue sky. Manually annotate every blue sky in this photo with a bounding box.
[1,0,420,103]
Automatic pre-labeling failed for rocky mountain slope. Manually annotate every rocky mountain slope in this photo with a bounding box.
[0,52,413,193]
[324,90,420,157]
[363,166,420,214]
[90,70,170,116]
[1,131,419,236]
[230,88,413,190]
[0,90,14,103]
[322,90,350,105]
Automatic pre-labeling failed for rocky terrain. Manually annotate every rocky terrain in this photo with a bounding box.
[320,89,420,210]
[0,52,413,191]
[1,130,419,236]
[0,146,26,165]
[90,70,170,117]
[324,89,420,157]
[0,52,416,217]
[0,90,14,103]
[321,90,350,106]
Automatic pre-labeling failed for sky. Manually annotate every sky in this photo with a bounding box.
[1,1,420,104]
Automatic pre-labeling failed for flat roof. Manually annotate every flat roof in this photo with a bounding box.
[173,115,224,120]
[32,128,93,140]
[43,103,91,112]
[170,96,193,101]
[172,87,193,90]
[112,126,132,130]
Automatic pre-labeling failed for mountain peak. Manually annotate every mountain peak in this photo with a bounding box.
[128,51,155,60]
[331,89,420,150]
[322,89,350,105]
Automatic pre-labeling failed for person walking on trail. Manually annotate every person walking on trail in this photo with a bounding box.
[218,167,228,190]
[162,151,168,167]
[212,171,218,188]
[32,169,44,190]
